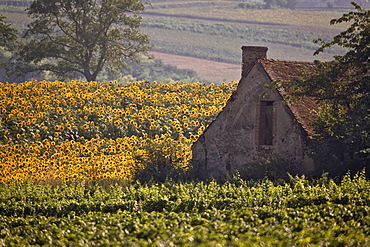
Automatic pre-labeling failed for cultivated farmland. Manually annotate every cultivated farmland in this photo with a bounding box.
[1,172,369,245]
[0,0,352,82]
[139,1,352,82]
[1,79,369,245]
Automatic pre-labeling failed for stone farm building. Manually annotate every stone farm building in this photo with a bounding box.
[191,46,317,179]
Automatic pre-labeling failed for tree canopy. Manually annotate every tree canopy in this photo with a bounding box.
[263,0,297,9]
[0,15,18,68]
[0,15,17,49]
[13,0,152,81]
[283,2,369,176]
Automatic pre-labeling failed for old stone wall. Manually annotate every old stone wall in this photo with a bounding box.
[192,62,310,178]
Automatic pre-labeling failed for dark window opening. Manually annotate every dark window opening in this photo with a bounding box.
[259,101,274,145]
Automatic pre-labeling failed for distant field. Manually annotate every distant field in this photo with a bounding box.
[0,0,353,82]
[143,26,337,62]
[140,4,350,82]
[145,7,349,30]
[150,51,241,83]
[142,16,343,63]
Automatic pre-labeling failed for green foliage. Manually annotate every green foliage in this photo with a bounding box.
[12,0,152,81]
[263,0,298,9]
[132,138,187,183]
[237,2,263,9]
[0,15,17,50]
[0,14,18,70]
[0,172,370,245]
[239,156,300,181]
[282,2,370,176]
[103,55,200,83]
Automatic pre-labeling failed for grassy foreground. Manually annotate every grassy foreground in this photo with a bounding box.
[0,172,369,246]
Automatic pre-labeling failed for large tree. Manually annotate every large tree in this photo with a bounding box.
[13,0,151,81]
[283,2,369,176]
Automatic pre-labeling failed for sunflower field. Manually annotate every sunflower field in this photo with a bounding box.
[1,80,370,246]
[0,79,238,184]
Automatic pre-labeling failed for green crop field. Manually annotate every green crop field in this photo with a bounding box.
[1,172,369,246]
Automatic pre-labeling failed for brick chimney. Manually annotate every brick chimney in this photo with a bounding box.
[241,46,268,77]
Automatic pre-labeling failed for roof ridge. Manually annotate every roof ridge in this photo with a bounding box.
[259,58,316,64]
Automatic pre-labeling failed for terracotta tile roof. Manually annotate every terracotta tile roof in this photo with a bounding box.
[258,58,318,137]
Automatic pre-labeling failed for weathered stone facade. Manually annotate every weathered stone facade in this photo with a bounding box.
[191,46,315,178]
